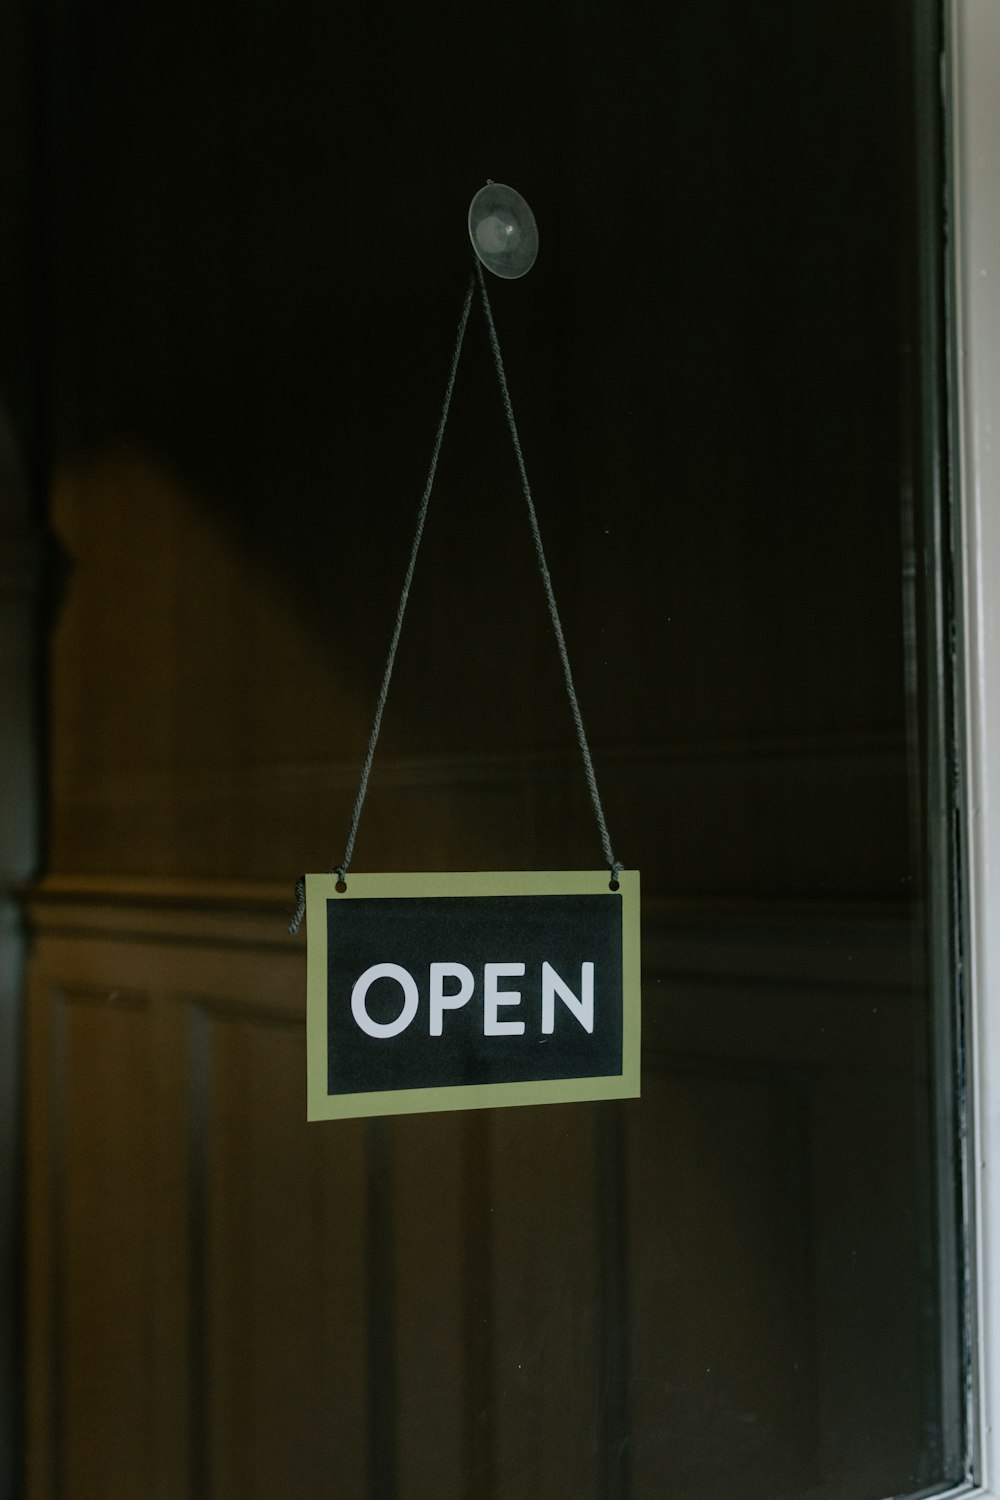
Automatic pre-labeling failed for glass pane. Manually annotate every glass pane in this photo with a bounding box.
[42,0,963,1497]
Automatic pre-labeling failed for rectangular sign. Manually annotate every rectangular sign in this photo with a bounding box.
[306,870,640,1120]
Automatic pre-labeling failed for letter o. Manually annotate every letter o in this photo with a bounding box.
[351,963,419,1039]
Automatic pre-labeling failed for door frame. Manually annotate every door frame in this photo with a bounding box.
[949,1,1000,1494]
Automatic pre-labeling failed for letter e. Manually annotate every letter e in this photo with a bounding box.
[483,962,525,1036]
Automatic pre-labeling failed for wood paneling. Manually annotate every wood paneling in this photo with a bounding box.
[23,882,342,1500]
[392,1112,467,1500]
[626,1067,817,1500]
[23,879,941,1499]
[490,1103,603,1500]
[56,986,155,1499]
[45,444,911,895]
[26,971,171,1500]
[190,1000,367,1500]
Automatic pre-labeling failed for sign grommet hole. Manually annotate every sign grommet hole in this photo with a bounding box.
[336,878,348,894]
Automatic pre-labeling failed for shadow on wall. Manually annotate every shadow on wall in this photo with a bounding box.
[43,0,913,899]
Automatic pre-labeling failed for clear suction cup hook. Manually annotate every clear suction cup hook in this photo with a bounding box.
[468,182,539,279]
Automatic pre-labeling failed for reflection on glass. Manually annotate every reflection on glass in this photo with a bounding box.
[40,0,961,1496]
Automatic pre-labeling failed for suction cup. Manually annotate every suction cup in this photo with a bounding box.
[468,183,539,279]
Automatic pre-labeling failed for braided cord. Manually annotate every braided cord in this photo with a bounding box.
[289,261,623,934]
[475,262,622,879]
[288,272,475,935]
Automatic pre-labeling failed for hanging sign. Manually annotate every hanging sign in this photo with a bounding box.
[306,869,640,1120]
[296,204,639,1119]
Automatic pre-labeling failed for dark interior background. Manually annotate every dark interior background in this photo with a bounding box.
[26,0,915,893]
[0,1,962,1497]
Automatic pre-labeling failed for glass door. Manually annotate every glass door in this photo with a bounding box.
[29,1,966,1496]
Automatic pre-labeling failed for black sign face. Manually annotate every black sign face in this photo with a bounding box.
[327,893,622,1095]
[305,872,640,1120]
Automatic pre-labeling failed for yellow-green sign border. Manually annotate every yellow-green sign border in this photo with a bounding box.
[306,869,640,1120]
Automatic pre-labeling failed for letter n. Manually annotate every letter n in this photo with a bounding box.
[541,961,594,1034]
